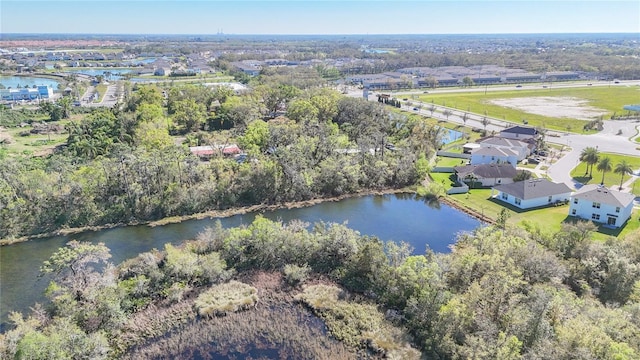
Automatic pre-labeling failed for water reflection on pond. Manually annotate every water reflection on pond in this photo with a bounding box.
[0,193,482,330]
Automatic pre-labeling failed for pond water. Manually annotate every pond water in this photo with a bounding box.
[0,76,60,89]
[442,128,465,144]
[0,193,482,330]
[62,68,134,79]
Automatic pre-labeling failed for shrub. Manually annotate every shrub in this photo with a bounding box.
[283,264,311,285]
[295,284,421,358]
[194,281,258,318]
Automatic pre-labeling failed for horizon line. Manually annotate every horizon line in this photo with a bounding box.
[1,31,638,37]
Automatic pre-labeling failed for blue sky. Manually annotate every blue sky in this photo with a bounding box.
[1,1,639,35]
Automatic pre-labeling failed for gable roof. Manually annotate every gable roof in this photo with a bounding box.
[494,179,572,200]
[471,146,518,157]
[572,184,635,208]
[480,137,529,148]
[454,163,517,179]
[501,126,538,136]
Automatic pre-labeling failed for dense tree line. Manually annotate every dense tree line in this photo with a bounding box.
[0,75,445,240]
[2,218,639,358]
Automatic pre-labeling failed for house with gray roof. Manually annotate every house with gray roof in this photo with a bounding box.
[493,179,572,209]
[470,147,519,167]
[454,163,517,187]
[499,126,539,140]
[479,137,532,161]
[568,184,635,227]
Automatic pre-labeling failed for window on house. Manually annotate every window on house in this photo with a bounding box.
[501,192,508,200]
[615,207,620,213]
[591,213,600,220]
[515,198,521,205]
[573,198,578,204]
[592,202,600,209]
[548,196,552,202]
[572,209,576,215]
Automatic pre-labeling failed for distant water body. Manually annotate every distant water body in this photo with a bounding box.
[0,76,59,89]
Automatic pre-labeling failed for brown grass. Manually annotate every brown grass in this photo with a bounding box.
[122,271,360,359]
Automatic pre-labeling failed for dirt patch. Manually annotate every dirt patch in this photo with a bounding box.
[489,97,608,120]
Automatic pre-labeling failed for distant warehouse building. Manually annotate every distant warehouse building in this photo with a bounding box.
[0,85,53,101]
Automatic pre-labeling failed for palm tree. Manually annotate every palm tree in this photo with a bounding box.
[481,117,489,131]
[614,160,633,190]
[579,147,599,177]
[596,156,612,185]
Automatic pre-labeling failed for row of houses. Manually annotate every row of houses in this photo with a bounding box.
[491,179,634,228]
[466,126,539,167]
[453,164,634,228]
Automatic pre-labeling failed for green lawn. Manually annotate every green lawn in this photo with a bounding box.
[570,152,640,194]
[1,117,74,156]
[418,86,640,133]
[429,172,457,187]
[94,84,108,102]
[435,156,467,167]
[447,188,639,239]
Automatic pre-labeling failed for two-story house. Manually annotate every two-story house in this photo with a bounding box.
[569,184,635,227]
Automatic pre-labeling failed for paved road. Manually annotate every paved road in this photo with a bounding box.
[82,83,119,108]
[546,120,640,189]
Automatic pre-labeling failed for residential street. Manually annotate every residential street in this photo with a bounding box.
[347,88,640,194]
[546,120,640,190]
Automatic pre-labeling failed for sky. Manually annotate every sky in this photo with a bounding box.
[1,1,639,35]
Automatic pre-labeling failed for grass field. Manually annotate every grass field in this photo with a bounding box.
[570,152,640,194]
[418,86,640,133]
[1,117,75,156]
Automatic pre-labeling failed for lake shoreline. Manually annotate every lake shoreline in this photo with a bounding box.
[0,187,415,246]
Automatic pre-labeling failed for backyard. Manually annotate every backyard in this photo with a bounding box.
[445,187,639,240]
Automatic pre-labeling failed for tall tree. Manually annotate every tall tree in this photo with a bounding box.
[614,160,633,190]
[596,156,612,185]
[172,99,207,133]
[580,147,599,177]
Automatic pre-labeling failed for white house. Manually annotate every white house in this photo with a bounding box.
[569,184,635,227]
[493,179,572,210]
[454,163,517,187]
[499,126,538,140]
[470,147,518,167]
[479,137,531,161]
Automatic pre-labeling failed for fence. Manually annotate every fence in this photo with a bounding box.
[436,151,471,159]
[447,183,469,195]
[432,167,456,173]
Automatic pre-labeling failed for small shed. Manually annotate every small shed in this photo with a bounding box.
[463,143,481,154]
